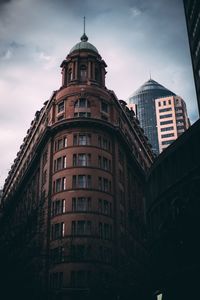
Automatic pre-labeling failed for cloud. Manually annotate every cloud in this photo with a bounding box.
[0,0,198,187]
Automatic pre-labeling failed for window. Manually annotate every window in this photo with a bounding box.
[160,120,173,125]
[161,133,174,138]
[72,175,91,189]
[71,220,92,236]
[74,112,91,118]
[71,244,91,261]
[163,101,166,106]
[54,156,67,172]
[51,199,65,216]
[99,246,112,263]
[98,156,111,171]
[73,153,91,166]
[160,126,174,132]
[70,270,91,287]
[57,101,64,113]
[168,99,171,104]
[42,150,48,166]
[98,199,112,216]
[177,125,185,130]
[42,170,47,185]
[176,113,183,117]
[51,222,65,240]
[159,108,172,113]
[159,114,172,119]
[73,134,91,146]
[55,136,67,151]
[80,65,87,81]
[158,102,161,107]
[49,272,63,289]
[53,177,66,193]
[99,222,112,240]
[101,101,109,113]
[75,98,90,108]
[72,197,91,211]
[161,140,174,145]
[98,177,111,192]
[50,247,64,264]
[68,68,72,82]
[98,136,111,151]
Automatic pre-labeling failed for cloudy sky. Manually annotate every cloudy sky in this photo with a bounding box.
[0,0,198,188]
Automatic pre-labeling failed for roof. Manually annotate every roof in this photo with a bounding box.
[69,33,98,54]
[130,79,175,97]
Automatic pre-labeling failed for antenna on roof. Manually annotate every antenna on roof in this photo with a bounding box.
[80,16,88,42]
[83,16,86,34]
[149,69,152,80]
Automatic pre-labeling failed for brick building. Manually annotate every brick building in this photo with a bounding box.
[0,33,153,300]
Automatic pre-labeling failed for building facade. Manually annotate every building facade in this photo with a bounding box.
[128,79,175,155]
[146,119,200,300]
[155,95,190,152]
[183,0,200,114]
[0,33,153,300]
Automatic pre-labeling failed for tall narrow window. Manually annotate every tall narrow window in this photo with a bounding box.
[68,68,72,82]
[80,65,87,81]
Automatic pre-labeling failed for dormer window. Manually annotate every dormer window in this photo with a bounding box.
[75,98,90,108]
[80,65,87,81]
[101,101,109,113]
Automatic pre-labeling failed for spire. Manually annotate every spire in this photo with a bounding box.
[80,16,88,42]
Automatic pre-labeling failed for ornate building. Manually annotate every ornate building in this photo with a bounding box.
[0,32,153,300]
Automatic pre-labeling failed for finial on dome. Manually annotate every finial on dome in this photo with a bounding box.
[80,16,88,42]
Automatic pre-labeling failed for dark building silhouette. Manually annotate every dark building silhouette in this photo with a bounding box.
[146,119,200,300]
[183,0,200,115]
[128,79,175,154]
[0,32,153,300]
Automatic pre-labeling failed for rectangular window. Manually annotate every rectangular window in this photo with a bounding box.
[98,156,111,171]
[98,199,112,216]
[57,101,64,113]
[55,136,67,151]
[159,107,172,113]
[54,177,66,193]
[98,136,111,151]
[101,101,109,113]
[73,153,91,166]
[99,222,112,240]
[49,272,63,289]
[98,177,111,192]
[160,120,173,125]
[161,133,174,138]
[72,175,91,189]
[73,134,91,146]
[161,140,175,145]
[72,197,91,212]
[160,126,174,132]
[70,270,91,287]
[50,247,65,264]
[51,199,65,216]
[51,222,65,240]
[159,114,172,119]
[71,220,92,236]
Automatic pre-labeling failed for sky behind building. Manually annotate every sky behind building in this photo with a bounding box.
[0,0,198,187]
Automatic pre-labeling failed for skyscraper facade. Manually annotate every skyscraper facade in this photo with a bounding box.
[155,95,190,153]
[0,33,153,300]
[128,79,175,154]
[183,0,200,115]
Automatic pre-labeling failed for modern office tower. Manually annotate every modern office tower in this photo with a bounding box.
[0,32,153,300]
[183,0,200,115]
[155,95,190,153]
[128,79,175,155]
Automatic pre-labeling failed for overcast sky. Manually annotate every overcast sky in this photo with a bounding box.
[0,0,198,188]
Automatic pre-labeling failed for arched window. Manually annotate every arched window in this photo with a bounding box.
[80,65,87,81]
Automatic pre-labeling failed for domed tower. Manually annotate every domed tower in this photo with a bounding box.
[0,31,154,300]
[128,79,175,154]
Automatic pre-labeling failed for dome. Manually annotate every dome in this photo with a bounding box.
[130,79,175,97]
[69,33,98,54]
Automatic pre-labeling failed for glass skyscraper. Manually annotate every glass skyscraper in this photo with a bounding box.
[128,79,175,154]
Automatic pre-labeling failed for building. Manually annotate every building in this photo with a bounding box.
[128,79,175,155]
[183,0,200,114]
[0,32,154,300]
[146,118,200,299]
[155,95,190,152]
